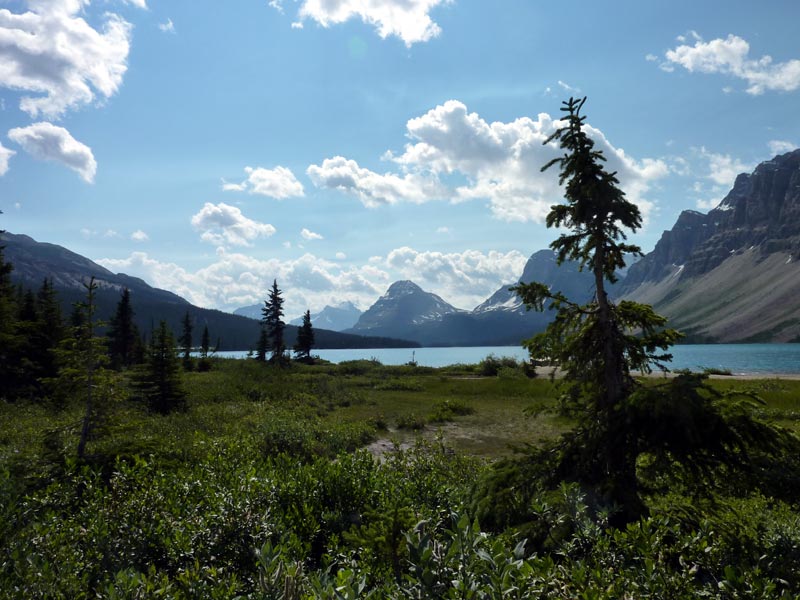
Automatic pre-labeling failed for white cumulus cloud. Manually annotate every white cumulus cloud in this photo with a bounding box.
[307,156,445,207]
[383,247,528,309]
[191,202,277,247]
[0,141,14,175]
[768,140,797,155]
[660,33,800,95]
[296,0,450,46]
[301,228,323,240]
[310,100,667,224]
[131,229,149,242]
[0,0,132,118]
[223,166,304,199]
[8,122,96,182]
[95,244,532,318]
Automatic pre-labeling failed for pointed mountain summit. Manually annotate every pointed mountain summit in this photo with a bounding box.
[622,148,800,342]
[351,280,463,335]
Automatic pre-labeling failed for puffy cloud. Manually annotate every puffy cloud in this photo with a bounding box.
[306,156,445,207]
[697,147,752,187]
[190,202,277,247]
[296,0,450,46]
[0,141,14,175]
[335,251,347,260]
[311,100,667,224]
[131,229,149,242]
[0,0,132,118]
[301,228,323,240]
[123,0,148,8]
[223,166,304,199]
[684,147,753,211]
[8,122,96,182]
[95,244,530,317]
[96,250,389,317]
[660,33,800,95]
[768,140,797,155]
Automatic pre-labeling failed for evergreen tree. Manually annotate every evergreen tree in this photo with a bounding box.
[107,288,140,370]
[0,221,20,400]
[293,309,315,362]
[136,321,186,414]
[261,279,286,365]
[179,310,193,371]
[33,278,64,381]
[198,324,212,371]
[48,277,115,459]
[255,327,268,362]
[200,325,210,359]
[507,97,796,522]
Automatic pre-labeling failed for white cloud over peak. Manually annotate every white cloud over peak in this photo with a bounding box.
[768,140,797,155]
[191,202,277,247]
[8,122,96,182]
[95,245,531,317]
[296,0,450,46]
[0,142,14,175]
[301,228,323,240]
[0,0,132,118]
[384,247,528,309]
[223,166,304,199]
[660,33,800,95]
[310,100,667,224]
[697,147,752,188]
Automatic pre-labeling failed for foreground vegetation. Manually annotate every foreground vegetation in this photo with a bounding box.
[2,358,800,598]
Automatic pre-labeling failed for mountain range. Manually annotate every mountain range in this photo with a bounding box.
[5,149,799,348]
[337,149,800,345]
[619,148,800,342]
[0,232,417,350]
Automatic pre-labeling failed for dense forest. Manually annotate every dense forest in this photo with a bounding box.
[2,101,800,598]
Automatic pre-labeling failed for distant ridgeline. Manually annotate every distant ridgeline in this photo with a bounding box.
[0,232,418,351]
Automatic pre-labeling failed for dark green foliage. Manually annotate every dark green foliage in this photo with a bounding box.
[293,309,315,362]
[261,279,286,365]
[135,321,186,414]
[106,288,140,370]
[198,324,212,371]
[508,97,797,522]
[179,309,193,371]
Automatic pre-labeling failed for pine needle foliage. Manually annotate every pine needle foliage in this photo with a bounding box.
[506,97,800,522]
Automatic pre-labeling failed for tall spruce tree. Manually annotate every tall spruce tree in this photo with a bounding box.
[179,310,193,371]
[136,321,185,414]
[107,288,139,370]
[293,309,315,362]
[0,220,20,400]
[506,97,798,522]
[261,279,286,365]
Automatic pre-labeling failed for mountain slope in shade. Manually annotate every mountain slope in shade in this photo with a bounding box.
[288,301,362,332]
[0,232,418,350]
[621,148,800,342]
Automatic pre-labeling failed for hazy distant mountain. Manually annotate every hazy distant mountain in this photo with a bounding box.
[288,301,362,332]
[621,148,800,342]
[0,232,418,350]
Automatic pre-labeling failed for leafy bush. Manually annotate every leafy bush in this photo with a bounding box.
[428,399,475,423]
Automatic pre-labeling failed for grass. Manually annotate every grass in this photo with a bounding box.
[4,358,800,467]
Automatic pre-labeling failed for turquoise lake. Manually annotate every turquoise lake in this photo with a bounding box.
[216,344,800,375]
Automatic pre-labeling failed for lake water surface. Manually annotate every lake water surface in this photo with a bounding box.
[216,344,800,375]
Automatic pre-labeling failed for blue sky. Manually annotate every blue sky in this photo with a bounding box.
[1,0,798,318]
